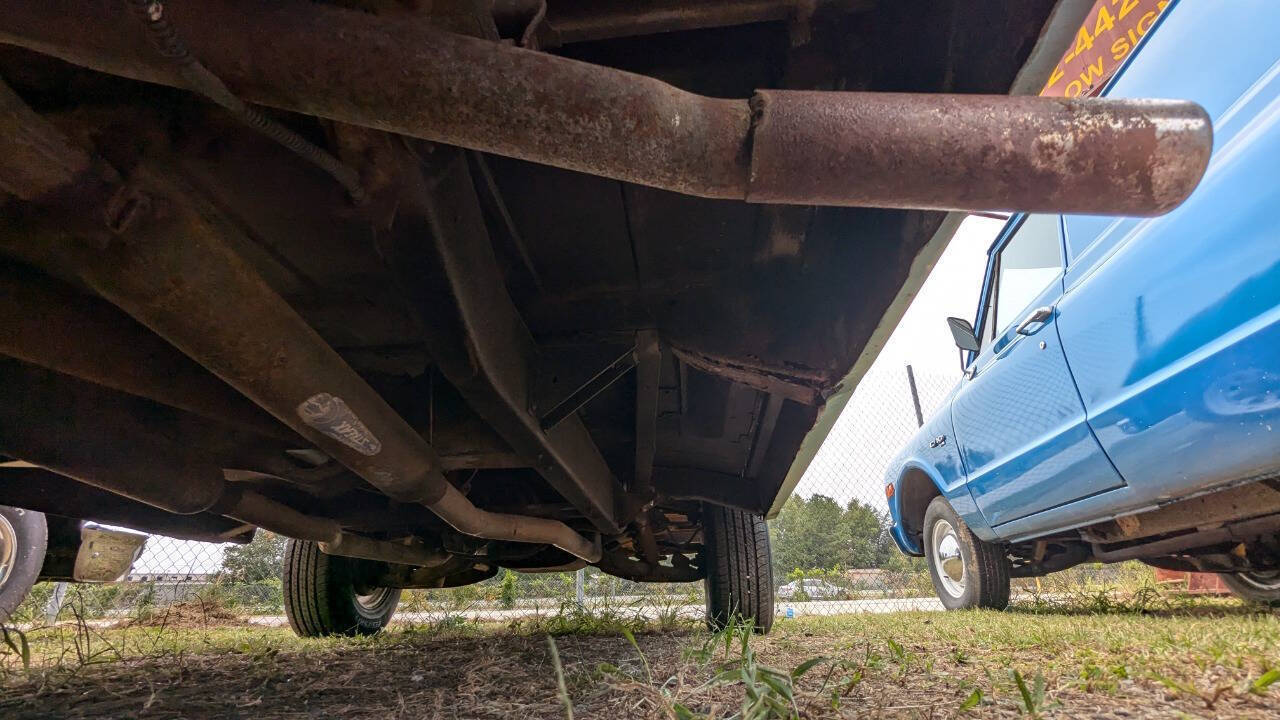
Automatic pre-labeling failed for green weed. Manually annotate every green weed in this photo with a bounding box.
[957,687,983,712]
[0,626,30,671]
[546,635,574,720]
[1010,668,1056,716]
[1250,667,1280,695]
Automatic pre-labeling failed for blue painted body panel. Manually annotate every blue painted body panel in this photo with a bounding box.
[885,0,1280,554]
[953,270,1126,527]
[886,389,976,553]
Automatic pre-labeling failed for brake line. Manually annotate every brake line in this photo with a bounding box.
[124,0,366,203]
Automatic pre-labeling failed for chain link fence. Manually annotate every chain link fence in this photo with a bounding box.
[11,363,1161,630]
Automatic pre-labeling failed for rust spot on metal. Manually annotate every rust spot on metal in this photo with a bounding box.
[746,91,1211,216]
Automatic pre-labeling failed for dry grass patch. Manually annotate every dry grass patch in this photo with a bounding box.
[1,595,1277,718]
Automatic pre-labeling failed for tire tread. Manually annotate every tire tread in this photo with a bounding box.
[284,539,397,637]
[0,506,47,622]
[705,505,774,633]
[924,496,1009,611]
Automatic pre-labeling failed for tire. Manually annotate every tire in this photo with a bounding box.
[923,496,1010,611]
[0,505,47,623]
[283,539,401,637]
[1221,571,1280,604]
[703,504,774,633]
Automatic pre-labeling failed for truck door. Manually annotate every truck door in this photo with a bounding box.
[952,214,1126,529]
[1055,0,1280,504]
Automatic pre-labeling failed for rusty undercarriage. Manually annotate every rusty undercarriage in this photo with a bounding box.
[0,0,1210,630]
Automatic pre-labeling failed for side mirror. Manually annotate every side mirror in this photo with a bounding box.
[946,317,980,353]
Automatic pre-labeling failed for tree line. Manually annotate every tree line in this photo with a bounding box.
[769,493,917,580]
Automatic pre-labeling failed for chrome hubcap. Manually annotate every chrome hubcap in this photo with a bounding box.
[1237,570,1280,591]
[932,520,966,598]
[0,514,16,589]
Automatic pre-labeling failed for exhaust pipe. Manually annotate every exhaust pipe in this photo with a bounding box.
[746,91,1210,215]
[1091,513,1280,563]
[0,0,1210,215]
[219,488,452,568]
[0,79,602,563]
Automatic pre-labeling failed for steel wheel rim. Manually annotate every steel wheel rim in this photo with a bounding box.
[355,587,392,611]
[1236,570,1280,591]
[0,514,16,589]
[932,519,966,599]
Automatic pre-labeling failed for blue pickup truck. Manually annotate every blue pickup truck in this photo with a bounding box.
[885,0,1280,609]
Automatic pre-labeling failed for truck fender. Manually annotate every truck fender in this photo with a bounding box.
[891,459,992,555]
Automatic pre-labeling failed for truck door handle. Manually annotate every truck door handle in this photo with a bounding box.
[1015,306,1054,336]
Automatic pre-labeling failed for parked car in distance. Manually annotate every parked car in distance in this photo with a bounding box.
[885,0,1280,610]
[777,579,845,601]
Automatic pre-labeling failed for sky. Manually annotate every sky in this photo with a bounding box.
[858,214,1005,377]
[137,214,1008,573]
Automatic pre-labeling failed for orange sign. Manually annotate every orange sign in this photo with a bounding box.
[1040,0,1170,97]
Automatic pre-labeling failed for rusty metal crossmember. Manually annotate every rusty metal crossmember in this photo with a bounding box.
[538,346,639,432]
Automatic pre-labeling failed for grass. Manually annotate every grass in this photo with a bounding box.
[2,592,1279,718]
[748,599,1280,717]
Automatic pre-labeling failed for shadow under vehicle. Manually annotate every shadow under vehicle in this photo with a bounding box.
[0,0,1209,634]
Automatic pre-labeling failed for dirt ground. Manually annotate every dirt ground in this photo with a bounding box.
[3,600,1279,718]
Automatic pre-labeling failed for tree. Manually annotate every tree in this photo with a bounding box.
[840,499,893,568]
[771,494,844,575]
[499,569,519,609]
[769,494,894,579]
[221,530,286,583]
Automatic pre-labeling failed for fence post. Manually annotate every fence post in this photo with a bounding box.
[574,567,585,607]
[905,364,925,427]
[44,581,68,625]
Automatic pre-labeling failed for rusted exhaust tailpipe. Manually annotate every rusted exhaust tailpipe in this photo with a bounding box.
[0,79,601,564]
[0,0,1210,215]
[747,91,1210,215]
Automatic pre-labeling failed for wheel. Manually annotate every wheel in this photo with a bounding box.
[282,539,401,637]
[0,505,47,622]
[703,504,774,633]
[923,496,1010,611]
[1221,571,1280,604]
